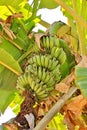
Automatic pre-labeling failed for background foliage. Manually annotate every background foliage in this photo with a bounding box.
[0,0,87,130]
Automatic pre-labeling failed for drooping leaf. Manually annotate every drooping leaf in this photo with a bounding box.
[0,69,18,112]
[0,48,22,75]
[39,0,58,9]
[75,67,87,98]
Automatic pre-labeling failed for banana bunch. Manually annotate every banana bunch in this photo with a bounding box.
[16,36,75,101]
[40,36,71,77]
[40,36,60,50]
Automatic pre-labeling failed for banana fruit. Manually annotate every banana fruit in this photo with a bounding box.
[16,35,75,101]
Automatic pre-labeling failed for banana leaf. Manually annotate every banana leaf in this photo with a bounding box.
[39,0,58,9]
[0,48,22,75]
[75,67,87,98]
[48,113,67,130]
[0,0,27,8]
[59,39,76,69]
[0,69,18,112]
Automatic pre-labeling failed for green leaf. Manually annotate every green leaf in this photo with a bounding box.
[0,6,12,19]
[59,39,76,70]
[48,113,67,130]
[9,93,24,114]
[0,48,22,75]
[11,18,32,50]
[61,0,82,20]
[39,0,58,9]
[75,67,87,98]
[0,65,4,73]
[0,69,18,112]
[0,38,22,60]
[0,0,27,8]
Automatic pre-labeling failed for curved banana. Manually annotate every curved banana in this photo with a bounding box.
[16,35,75,101]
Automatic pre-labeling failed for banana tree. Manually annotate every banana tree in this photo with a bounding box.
[0,0,87,130]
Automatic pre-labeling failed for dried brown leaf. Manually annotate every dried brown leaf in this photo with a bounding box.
[6,13,23,24]
[64,111,87,130]
[55,83,69,93]
[55,71,75,93]
[4,123,17,130]
[63,71,75,86]
[0,35,2,45]
[37,95,60,119]
[74,53,82,64]
[77,55,87,68]
[37,107,45,117]
[65,95,87,116]
[0,21,16,40]
[12,13,23,19]
[34,33,45,51]
[3,26,16,39]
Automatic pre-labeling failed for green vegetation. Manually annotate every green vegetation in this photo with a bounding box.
[0,0,87,130]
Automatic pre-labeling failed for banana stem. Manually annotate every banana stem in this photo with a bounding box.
[39,19,50,28]
[54,0,87,30]
[18,47,34,62]
[34,86,77,130]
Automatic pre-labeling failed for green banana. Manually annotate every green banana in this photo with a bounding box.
[46,36,50,49]
[49,36,54,49]
[36,55,41,66]
[38,93,48,100]
[31,80,36,90]
[37,89,47,96]
[47,77,55,86]
[42,36,46,48]
[44,73,51,83]
[45,56,49,67]
[54,48,60,58]
[51,58,58,70]
[58,50,66,64]
[51,47,56,57]
[36,85,43,94]
[38,67,42,79]
[41,55,45,66]
[42,68,46,80]
[46,86,53,91]
[54,37,60,47]
[16,35,75,101]
[34,84,40,92]
[47,59,53,69]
